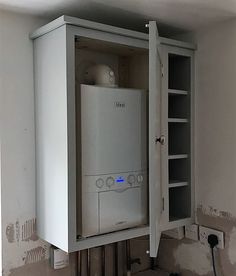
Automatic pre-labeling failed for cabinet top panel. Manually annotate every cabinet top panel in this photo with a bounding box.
[30,15,196,50]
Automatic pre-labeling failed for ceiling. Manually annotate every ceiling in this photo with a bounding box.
[1,0,236,35]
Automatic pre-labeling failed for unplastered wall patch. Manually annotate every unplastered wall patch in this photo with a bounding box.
[3,217,49,276]
[6,223,15,243]
[22,218,38,242]
[197,205,236,222]
[196,205,236,275]
[173,242,211,275]
[6,218,37,243]
[158,205,236,275]
[23,246,47,265]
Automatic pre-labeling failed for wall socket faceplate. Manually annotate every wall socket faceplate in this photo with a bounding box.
[199,226,224,249]
[185,224,199,241]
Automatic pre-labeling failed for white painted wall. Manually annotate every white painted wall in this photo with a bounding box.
[158,18,236,276]
[2,7,236,276]
[194,18,236,215]
[0,10,50,275]
[0,10,150,276]
[174,16,236,216]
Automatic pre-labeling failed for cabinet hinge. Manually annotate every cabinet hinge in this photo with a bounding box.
[162,197,165,211]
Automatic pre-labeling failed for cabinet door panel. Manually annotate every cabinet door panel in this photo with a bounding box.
[148,21,163,257]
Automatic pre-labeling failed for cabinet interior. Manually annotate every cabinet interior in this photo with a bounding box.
[169,94,190,118]
[168,123,190,155]
[169,158,191,221]
[73,37,192,238]
[168,54,191,91]
[74,37,149,238]
[169,186,191,221]
[75,37,148,89]
[168,53,192,222]
[169,158,190,184]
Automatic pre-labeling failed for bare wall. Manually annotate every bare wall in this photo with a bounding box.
[4,8,236,276]
[0,10,52,276]
[0,10,153,276]
[158,18,236,276]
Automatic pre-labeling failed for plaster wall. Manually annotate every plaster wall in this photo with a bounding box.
[0,10,52,276]
[0,10,151,276]
[158,18,236,276]
[3,8,236,276]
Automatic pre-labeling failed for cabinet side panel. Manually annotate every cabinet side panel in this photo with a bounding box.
[34,26,68,251]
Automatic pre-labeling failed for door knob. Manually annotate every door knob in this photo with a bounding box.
[155,135,166,145]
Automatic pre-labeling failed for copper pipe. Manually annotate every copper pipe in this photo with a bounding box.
[126,240,131,276]
[77,251,82,276]
[87,249,90,276]
[114,243,118,276]
[102,246,106,276]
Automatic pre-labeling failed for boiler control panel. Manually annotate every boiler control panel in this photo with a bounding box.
[82,171,146,193]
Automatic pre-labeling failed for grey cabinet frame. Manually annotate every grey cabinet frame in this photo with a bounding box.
[32,16,195,255]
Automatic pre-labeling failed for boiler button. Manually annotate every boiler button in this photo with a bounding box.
[137,174,144,183]
[127,175,135,185]
[106,177,114,187]
[96,178,104,188]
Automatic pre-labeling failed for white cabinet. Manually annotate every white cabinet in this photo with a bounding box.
[31,16,195,256]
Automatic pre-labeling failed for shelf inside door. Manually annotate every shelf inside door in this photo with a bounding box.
[169,215,188,222]
[168,154,188,160]
[169,180,188,188]
[168,118,188,123]
[168,89,188,96]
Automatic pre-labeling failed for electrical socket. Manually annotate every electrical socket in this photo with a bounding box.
[185,224,199,241]
[199,226,224,249]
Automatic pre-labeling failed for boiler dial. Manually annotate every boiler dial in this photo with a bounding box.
[106,177,115,187]
[137,174,144,183]
[127,175,135,185]
[96,178,104,188]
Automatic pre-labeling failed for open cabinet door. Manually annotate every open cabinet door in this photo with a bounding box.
[148,21,163,257]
